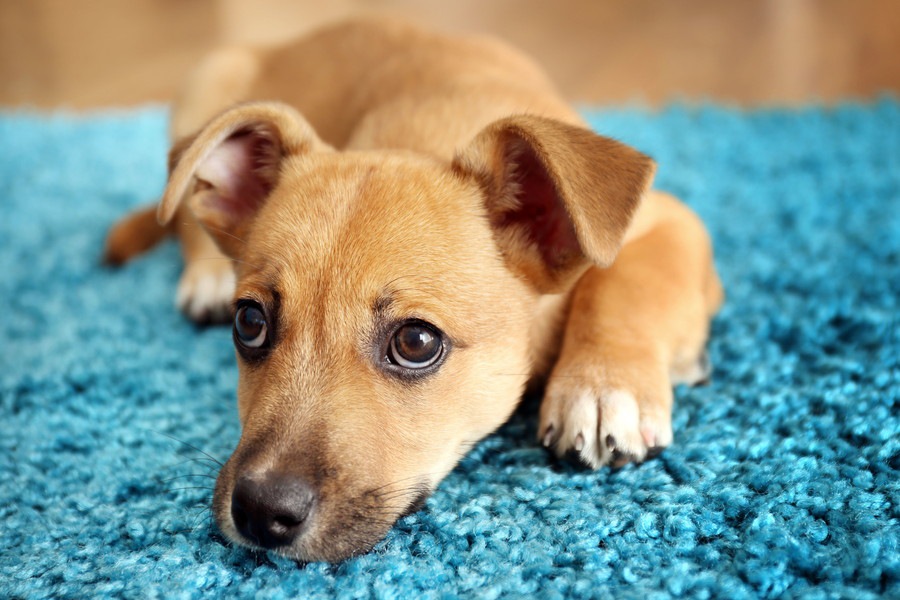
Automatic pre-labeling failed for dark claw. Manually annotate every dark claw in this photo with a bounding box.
[645,446,665,460]
[605,434,617,450]
[610,449,630,468]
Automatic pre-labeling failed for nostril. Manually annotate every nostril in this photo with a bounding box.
[273,514,302,529]
[230,472,317,549]
[230,483,257,544]
[269,514,303,538]
[231,501,249,531]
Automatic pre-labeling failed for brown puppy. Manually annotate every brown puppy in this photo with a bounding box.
[106,17,723,562]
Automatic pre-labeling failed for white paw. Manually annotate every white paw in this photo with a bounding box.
[176,262,236,323]
[539,381,673,469]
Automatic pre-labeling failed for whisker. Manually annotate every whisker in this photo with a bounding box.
[167,486,215,493]
[370,484,422,499]
[189,507,214,532]
[159,456,222,472]
[372,483,426,498]
[374,491,421,503]
[177,219,265,270]
[166,526,211,538]
[179,219,248,248]
[365,474,426,495]
[374,503,420,513]
[146,429,225,467]
[362,518,397,528]
[160,473,217,484]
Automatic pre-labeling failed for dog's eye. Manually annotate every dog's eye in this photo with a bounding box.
[388,322,443,369]
[234,302,268,349]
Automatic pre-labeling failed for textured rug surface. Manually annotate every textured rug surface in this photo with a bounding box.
[1,101,898,599]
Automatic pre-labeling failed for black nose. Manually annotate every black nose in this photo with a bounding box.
[230,472,317,549]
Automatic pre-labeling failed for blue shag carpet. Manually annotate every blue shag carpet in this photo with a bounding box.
[1,100,899,600]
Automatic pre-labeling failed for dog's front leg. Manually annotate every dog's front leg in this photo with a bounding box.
[539,192,723,468]
[172,206,236,324]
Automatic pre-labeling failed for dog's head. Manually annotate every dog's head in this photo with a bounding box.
[159,102,654,561]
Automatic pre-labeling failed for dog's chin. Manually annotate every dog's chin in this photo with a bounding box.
[211,484,432,563]
[212,506,394,563]
[239,524,391,564]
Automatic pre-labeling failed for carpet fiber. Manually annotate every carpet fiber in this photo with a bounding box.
[1,101,898,599]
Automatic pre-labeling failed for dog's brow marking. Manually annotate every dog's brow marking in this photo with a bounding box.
[373,293,394,314]
[270,286,282,314]
[376,278,474,351]
[382,275,453,309]
[380,275,446,305]
[387,286,444,303]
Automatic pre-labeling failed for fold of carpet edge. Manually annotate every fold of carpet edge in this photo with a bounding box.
[0,101,898,599]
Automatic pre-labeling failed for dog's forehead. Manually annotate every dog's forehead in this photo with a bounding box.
[241,152,505,322]
[260,152,481,253]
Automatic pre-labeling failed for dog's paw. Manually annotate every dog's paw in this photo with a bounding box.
[671,349,713,387]
[538,362,674,469]
[176,261,236,324]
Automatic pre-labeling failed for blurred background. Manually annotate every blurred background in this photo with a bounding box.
[1,0,898,109]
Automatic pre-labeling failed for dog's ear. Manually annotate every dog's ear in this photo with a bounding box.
[453,115,655,293]
[158,102,330,257]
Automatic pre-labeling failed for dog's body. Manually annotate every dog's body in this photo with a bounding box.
[106,17,722,562]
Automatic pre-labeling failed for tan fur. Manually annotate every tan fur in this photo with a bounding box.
[106,17,722,562]
[102,204,170,266]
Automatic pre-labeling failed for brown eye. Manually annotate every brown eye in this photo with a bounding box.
[388,322,443,369]
[234,302,268,349]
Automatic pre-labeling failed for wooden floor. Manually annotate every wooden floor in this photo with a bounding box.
[1,0,899,108]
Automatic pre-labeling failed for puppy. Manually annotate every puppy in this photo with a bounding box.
[105,17,723,562]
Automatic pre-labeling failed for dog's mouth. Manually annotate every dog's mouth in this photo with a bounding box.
[212,468,433,562]
[399,486,431,518]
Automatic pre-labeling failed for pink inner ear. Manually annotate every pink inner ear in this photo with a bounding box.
[501,142,580,269]
[195,133,271,221]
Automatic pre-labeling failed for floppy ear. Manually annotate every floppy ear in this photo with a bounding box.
[158,102,330,257]
[453,115,655,293]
